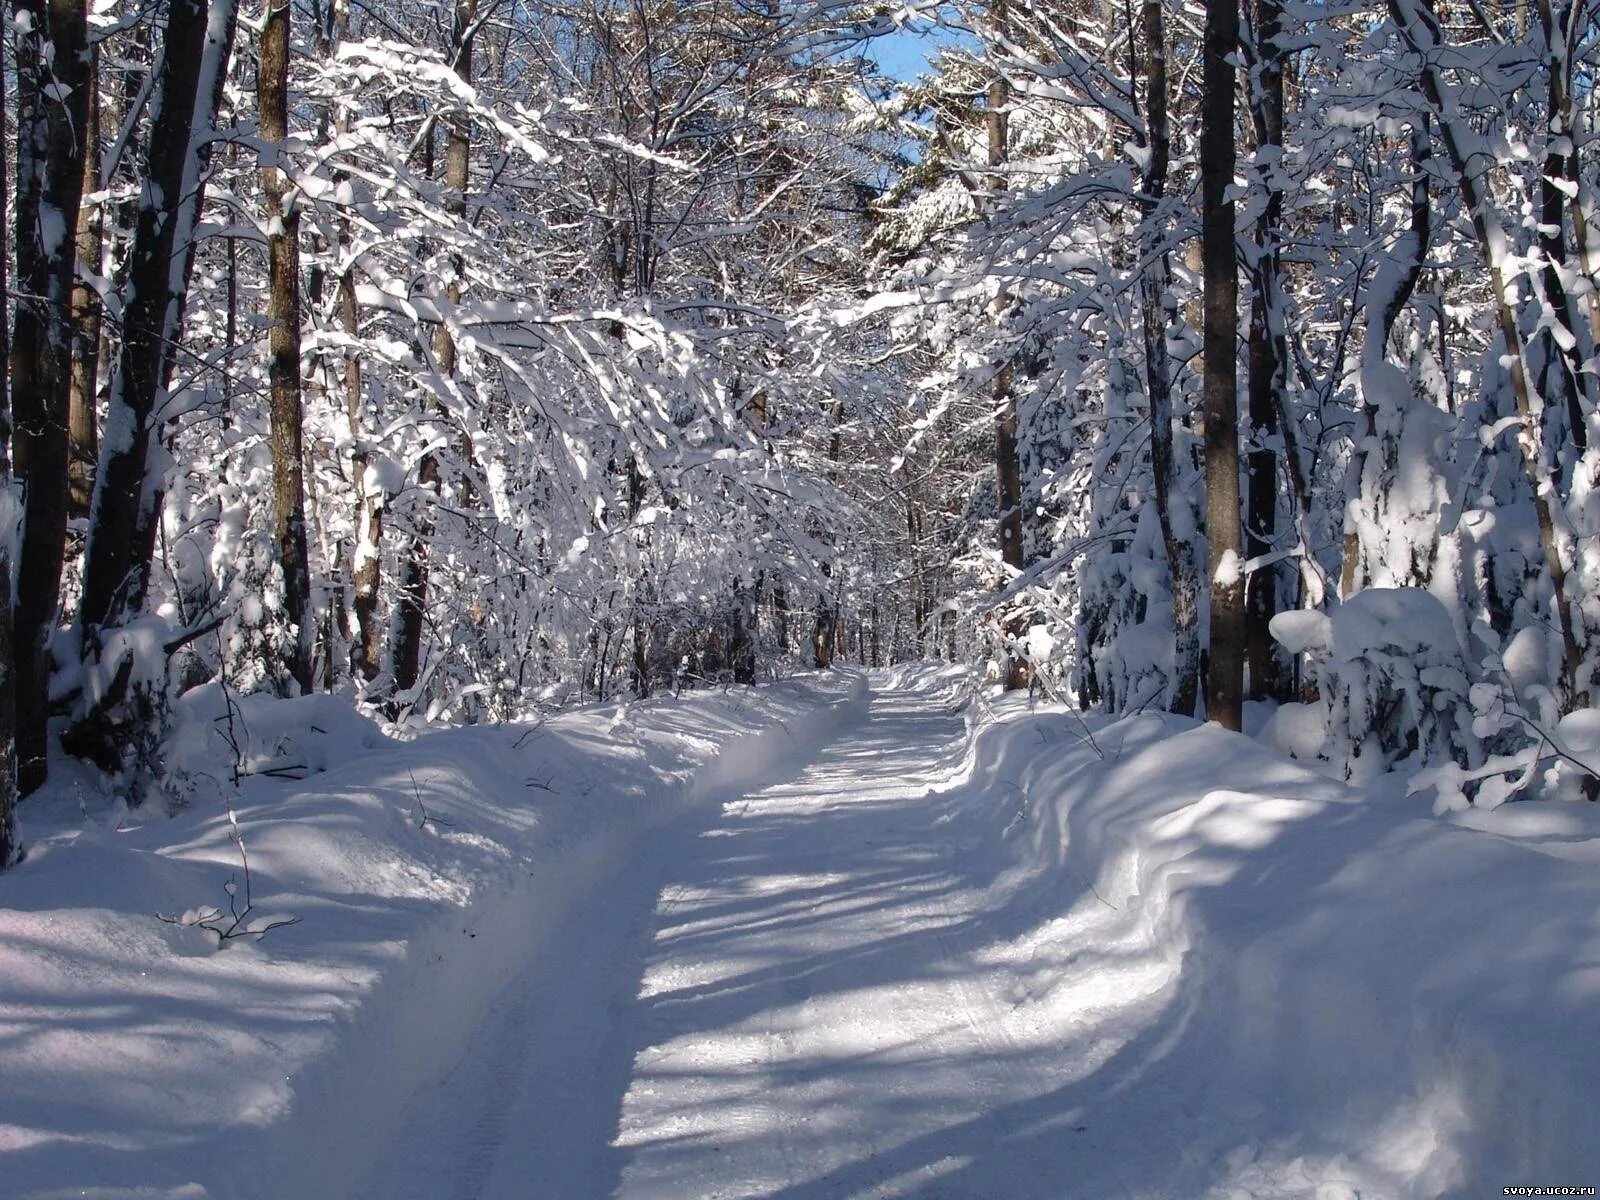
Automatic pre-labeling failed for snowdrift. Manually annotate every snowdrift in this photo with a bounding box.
[967,692,1600,1198]
[0,671,866,1200]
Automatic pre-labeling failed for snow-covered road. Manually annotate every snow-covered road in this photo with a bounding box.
[349,671,1600,1200]
[365,678,1159,1200]
[10,670,1593,1198]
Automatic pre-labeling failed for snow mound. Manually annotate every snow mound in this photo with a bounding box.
[972,694,1600,1198]
[1271,587,1472,778]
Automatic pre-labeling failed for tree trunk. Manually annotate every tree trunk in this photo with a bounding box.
[0,555,17,867]
[259,0,314,694]
[1389,0,1586,705]
[988,0,1029,691]
[67,42,101,523]
[1533,0,1593,454]
[1138,0,1200,717]
[391,451,438,706]
[393,0,474,707]
[80,0,238,635]
[10,0,92,793]
[1244,0,1287,700]
[813,395,845,669]
[813,559,836,669]
[773,581,790,652]
[1339,123,1431,596]
[1202,0,1244,730]
[0,53,17,866]
[731,576,756,685]
[75,0,239,763]
[315,0,382,684]
[344,259,383,681]
[0,51,17,864]
[0,25,9,434]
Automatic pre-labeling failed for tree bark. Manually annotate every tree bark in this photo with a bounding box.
[989,0,1029,690]
[731,576,756,684]
[343,258,383,680]
[1202,0,1244,730]
[812,396,844,669]
[0,555,17,867]
[1244,0,1287,700]
[393,0,474,708]
[76,0,239,734]
[10,0,92,793]
[313,0,381,683]
[69,0,233,780]
[259,0,314,693]
[0,53,17,866]
[1138,0,1200,716]
[1532,0,1593,454]
[67,42,101,523]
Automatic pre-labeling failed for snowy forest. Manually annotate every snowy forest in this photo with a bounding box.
[1,0,1599,1195]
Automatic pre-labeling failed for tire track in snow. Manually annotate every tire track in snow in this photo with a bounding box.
[365,817,704,1200]
[372,675,1155,1200]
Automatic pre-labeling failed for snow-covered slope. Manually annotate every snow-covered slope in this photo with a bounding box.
[0,672,866,1200]
[971,688,1600,1198]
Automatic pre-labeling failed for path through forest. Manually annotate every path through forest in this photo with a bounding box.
[365,677,1172,1199]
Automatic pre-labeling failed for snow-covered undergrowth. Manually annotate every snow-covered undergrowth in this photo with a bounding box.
[0,671,866,1200]
[962,687,1600,1198]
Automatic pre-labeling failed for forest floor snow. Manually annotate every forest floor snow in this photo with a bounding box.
[3,667,1599,1198]
[0,671,866,1199]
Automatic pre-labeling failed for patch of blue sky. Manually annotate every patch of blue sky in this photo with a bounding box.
[867,17,975,83]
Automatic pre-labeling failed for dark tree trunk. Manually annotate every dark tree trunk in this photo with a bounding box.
[0,23,9,430]
[74,0,238,773]
[813,395,845,669]
[1533,0,1592,454]
[79,0,237,635]
[0,52,17,866]
[0,559,17,867]
[813,566,836,669]
[10,0,92,793]
[907,500,929,654]
[988,0,1029,690]
[773,582,790,652]
[393,0,474,708]
[731,576,756,685]
[1202,0,1244,730]
[259,0,314,693]
[391,453,438,705]
[1244,0,1288,700]
[67,42,101,523]
[1138,0,1200,717]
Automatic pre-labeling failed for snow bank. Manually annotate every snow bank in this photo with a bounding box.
[0,670,866,1200]
[966,694,1600,1199]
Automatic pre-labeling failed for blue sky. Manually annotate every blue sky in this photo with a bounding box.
[869,26,942,82]
[865,20,974,83]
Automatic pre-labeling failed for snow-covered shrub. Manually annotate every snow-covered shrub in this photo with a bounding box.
[163,683,388,805]
[1077,505,1183,713]
[1267,588,1473,780]
[1404,623,1600,813]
